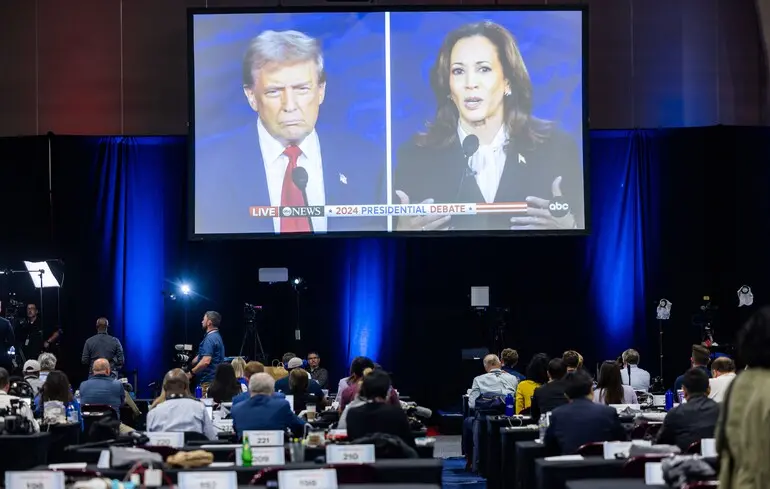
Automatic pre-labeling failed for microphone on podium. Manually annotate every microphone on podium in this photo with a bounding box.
[455,134,480,201]
[291,167,314,232]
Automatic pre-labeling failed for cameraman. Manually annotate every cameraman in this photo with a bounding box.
[0,367,39,433]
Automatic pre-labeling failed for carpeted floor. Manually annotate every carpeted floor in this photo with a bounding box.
[433,435,487,489]
[442,457,486,489]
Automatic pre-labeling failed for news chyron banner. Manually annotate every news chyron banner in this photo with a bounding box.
[249,202,529,219]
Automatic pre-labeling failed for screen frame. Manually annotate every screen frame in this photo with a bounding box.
[187,4,590,241]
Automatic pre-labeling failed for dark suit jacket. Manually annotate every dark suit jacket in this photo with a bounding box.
[674,365,711,392]
[656,394,719,451]
[346,402,416,449]
[530,379,569,423]
[394,128,583,230]
[545,398,626,454]
[230,394,305,437]
[195,123,386,234]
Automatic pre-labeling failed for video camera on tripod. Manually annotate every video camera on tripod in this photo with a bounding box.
[0,398,34,434]
[173,344,194,371]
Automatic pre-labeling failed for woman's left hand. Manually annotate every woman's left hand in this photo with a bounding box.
[509,176,576,230]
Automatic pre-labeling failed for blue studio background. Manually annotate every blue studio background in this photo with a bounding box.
[2,126,766,406]
[389,10,584,164]
[193,12,387,145]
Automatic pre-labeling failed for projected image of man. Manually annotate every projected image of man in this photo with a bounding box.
[195,29,386,234]
[394,21,583,231]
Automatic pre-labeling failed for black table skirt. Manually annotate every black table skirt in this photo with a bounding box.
[499,428,539,489]
[566,480,666,489]
[514,440,548,489]
[535,457,625,489]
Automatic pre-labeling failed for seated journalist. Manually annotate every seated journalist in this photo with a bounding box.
[230,373,304,438]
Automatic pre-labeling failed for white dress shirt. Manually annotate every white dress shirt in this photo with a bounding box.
[457,124,508,203]
[257,120,327,232]
[468,368,518,409]
[709,372,736,402]
[147,397,218,440]
[620,364,651,391]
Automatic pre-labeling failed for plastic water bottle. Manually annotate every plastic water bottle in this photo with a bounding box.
[195,385,202,399]
[538,414,547,443]
[504,393,514,417]
[241,434,253,467]
[664,390,674,411]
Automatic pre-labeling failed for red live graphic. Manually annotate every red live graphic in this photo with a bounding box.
[249,206,278,217]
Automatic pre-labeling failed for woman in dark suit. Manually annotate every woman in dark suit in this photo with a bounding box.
[394,21,583,231]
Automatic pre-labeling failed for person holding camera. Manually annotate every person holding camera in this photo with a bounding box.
[0,367,39,433]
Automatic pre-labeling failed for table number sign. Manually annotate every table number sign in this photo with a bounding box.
[236,446,286,466]
[278,469,338,489]
[178,471,237,489]
[243,430,284,446]
[5,471,64,489]
[325,444,375,464]
[145,431,185,448]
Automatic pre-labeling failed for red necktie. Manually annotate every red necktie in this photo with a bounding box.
[280,145,311,233]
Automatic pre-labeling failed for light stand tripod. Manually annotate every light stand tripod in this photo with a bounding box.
[656,298,672,383]
[240,304,267,362]
[292,278,306,343]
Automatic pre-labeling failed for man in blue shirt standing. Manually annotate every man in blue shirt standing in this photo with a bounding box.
[188,311,225,395]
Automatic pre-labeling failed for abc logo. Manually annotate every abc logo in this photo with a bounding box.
[548,198,570,218]
[281,207,293,217]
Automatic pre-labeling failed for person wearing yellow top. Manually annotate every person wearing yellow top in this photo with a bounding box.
[515,354,550,414]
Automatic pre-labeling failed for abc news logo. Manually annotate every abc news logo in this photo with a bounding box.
[280,206,325,217]
[548,198,570,218]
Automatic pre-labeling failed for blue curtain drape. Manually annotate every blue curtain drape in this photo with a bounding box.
[47,130,663,392]
[586,130,661,356]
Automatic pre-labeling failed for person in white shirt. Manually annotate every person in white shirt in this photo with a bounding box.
[468,354,518,409]
[0,367,39,433]
[708,356,737,402]
[147,369,217,440]
[619,349,651,391]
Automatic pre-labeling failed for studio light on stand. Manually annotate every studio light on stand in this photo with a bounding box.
[737,285,754,307]
[180,283,192,345]
[653,299,672,390]
[292,277,306,342]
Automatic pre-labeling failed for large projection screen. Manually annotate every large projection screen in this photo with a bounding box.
[189,6,588,238]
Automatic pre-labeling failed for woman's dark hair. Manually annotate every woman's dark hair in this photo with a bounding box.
[349,356,375,380]
[289,368,309,394]
[41,370,73,403]
[360,370,391,401]
[597,361,624,405]
[738,306,770,368]
[207,363,242,403]
[525,354,550,385]
[418,21,549,149]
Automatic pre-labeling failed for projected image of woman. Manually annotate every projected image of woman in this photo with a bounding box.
[393,21,583,231]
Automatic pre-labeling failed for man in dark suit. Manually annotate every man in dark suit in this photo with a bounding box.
[656,368,719,451]
[545,369,626,455]
[195,29,386,235]
[530,358,569,423]
[231,372,304,438]
[674,345,712,392]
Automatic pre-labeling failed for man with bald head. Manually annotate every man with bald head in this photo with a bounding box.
[82,317,124,378]
[463,354,519,471]
[78,358,126,413]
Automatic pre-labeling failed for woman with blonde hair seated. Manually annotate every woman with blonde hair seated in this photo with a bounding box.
[231,357,248,392]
